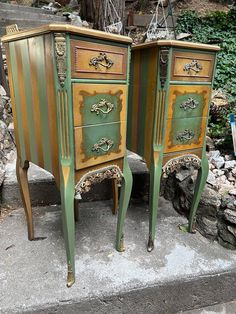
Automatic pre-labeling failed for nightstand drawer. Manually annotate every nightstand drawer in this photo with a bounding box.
[171,51,215,82]
[71,40,128,80]
[164,117,207,153]
[74,121,126,169]
[73,83,127,127]
[167,85,211,119]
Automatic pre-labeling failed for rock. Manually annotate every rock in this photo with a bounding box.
[221,194,236,209]
[227,225,236,237]
[212,169,224,177]
[197,216,218,240]
[216,175,228,185]
[229,189,236,196]
[226,202,236,210]
[211,156,225,169]
[224,160,236,169]
[218,184,234,196]
[82,20,89,28]
[227,172,236,182]
[0,166,5,186]
[232,168,236,178]
[224,209,236,224]
[218,221,236,250]
[209,163,215,170]
[206,136,215,151]
[0,85,6,96]
[209,150,221,160]
[176,168,193,182]
[206,170,217,186]
[68,0,79,9]
[224,154,234,161]
[197,186,221,217]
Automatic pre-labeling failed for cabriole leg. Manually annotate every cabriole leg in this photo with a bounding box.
[188,154,209,233]
[60,184,75,288]
[112,178,119,215]
[116,157,133,252]
[16,157,34,241]
[147,155,162,252]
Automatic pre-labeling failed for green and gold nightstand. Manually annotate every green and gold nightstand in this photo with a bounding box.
[2,24,133,287]
[127,40,220,251]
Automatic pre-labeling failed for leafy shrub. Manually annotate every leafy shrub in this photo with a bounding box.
[176,7,236,103]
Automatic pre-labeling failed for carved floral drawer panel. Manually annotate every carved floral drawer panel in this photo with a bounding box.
[167,85,211,120]
[71,39,128,80]
[164,117,207,153]
[74,121,126,170]
[72,83,127,127]
[171,50,215,82]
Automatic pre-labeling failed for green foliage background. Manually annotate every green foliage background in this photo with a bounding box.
[176,6,236,148]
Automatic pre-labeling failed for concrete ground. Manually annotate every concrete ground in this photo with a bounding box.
[0,198,236,313]
[183,301,236,313]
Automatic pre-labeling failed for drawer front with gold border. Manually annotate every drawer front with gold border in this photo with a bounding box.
[71,40,128,80]
[73,83,127,127]
[74,121,126,169]
[167,85,211,120]
[171,51,215,82]
[164,117,207,153]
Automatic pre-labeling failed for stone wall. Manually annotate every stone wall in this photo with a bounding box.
[0,85,15,187]
[161,151,236,250]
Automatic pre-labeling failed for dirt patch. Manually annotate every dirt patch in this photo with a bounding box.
[126,0,231,16]
[174,0,231,15]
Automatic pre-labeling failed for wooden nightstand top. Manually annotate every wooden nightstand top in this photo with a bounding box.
[1,23,133,44]
[132,40,220,51]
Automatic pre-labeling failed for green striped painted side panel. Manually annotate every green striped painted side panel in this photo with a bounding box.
[6,34,59,181]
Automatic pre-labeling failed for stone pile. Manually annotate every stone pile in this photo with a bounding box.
[0,85,15,186]
[162,150,236,249]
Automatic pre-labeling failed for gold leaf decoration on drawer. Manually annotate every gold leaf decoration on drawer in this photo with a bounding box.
[176,129,195,143]
[183,59,203,74]
[180,98,199,111]
[89,52,114,70]
[92,138,114,152]
[91,99,114,115]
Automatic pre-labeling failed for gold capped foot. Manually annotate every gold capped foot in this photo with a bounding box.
[66,264,75,288]
[147,237,154,252]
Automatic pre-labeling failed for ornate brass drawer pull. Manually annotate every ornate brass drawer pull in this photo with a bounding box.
[91,99,114,115]
[183,59,203,74]
[180,98,199,111]
[176,129,195,143]
[89,52,114,70]
[92,138,114,152]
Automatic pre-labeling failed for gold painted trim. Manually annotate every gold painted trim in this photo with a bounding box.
[54,33,67,87]
[58,90,70,159]
[74,121,126,170]
[162,154,201,178]
[75,165,123,198]
[167,85,211,119]
[155,90,166,145]
[73,83,127,127]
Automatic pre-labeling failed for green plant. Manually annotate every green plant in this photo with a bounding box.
[208,102,235,148]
